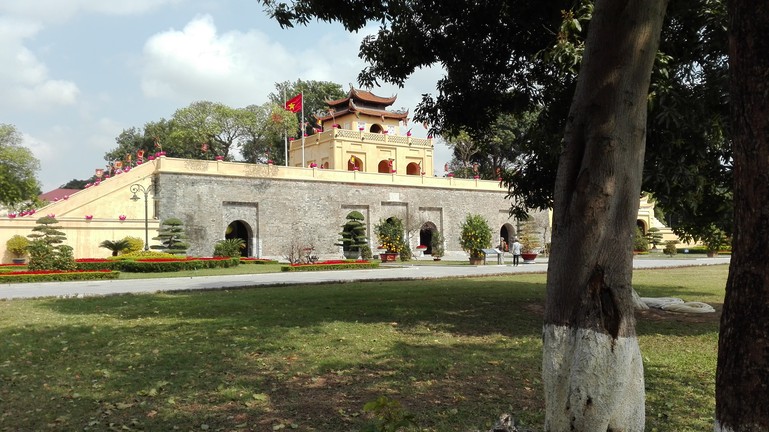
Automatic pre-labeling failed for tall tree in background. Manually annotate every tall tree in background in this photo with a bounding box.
[170,101,248,159]
[240,102,297,165]
[0,124,41,209]
[715,1,769,429]
[270,79,346,136]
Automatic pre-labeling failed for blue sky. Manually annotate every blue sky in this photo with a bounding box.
[1,0,449,192]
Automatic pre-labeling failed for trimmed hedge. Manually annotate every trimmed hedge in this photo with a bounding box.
[281,261,380,272]
[0,270,120,283]
[116,257,240,273]
[74,257,240,273]
[0,265,27,274]
[240,258,278,265]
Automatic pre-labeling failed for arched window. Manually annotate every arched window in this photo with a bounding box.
[406,162,421,175]
[370,124,383,133]
[378,160,391,173]
[348,156,363,171]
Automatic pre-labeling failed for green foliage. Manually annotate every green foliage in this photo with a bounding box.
[664,240,678,257]
[646,227,663,249]
[459,214,492,259]
[361,396,416,432]
[336,211,368,254]
[151,218,189,255]
[399,243,412,261]
[375,217,405,254]
[281,261,379,272]
[0,124,41,208]
[430,231,445,258]
[0,270,120,283]
[6,235,30,258]
[99,239,131,257]
[701,225,729,254]
[213,238,246,257]
[360,244,373,260]
[26,216,76,271]
[634,227,649,252]
[113,250,177,260]
[118,257,239,273]
[269,79,346,137]
[122,236,144,254]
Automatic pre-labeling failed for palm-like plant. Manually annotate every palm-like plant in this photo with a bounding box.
[99,239,131,257]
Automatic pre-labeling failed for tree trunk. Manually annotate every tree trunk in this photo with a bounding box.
[715,2,769,430]
[543,1,668,430]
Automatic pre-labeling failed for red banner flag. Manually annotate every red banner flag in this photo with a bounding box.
[285,93,302,113]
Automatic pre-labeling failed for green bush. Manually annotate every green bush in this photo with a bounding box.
[26,216,76,271]
[336,211,368,256]
[633,227,649,252]
[213,238,245,257]
[360,244,373,261]
[123,236,144,254]
[6,235,30,258]
[664,240,678,257]
[399,243,412,261]
[430,231,445,258]
[375,217,405,254]
[113,250,178,260]
[118,257,239,273]
[281,261,379,272]
[0,270,120,283]
[240,258,278,264]
[75,260,122,271]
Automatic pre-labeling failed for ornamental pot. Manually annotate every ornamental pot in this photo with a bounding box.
[343,249,360,259]
[12,258,26,265]
[380,252,398,262]
[521,252,538,263]
[469,257,484,265]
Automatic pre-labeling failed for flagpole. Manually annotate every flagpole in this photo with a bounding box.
[301,90,305,167]
[283,87,288,167]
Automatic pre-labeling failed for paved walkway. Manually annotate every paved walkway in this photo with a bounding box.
[0,256,730,300]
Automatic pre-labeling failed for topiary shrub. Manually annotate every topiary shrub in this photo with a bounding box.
[430,231,445,258]
[6,235,30,260]
[360,244,373,260]
[26,216,77,271]
[663,240,678,257]
[633,227,649,252]
[151,217,189,255]
[335,211,368,258]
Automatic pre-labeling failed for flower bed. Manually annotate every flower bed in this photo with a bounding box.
[0,269,120,283]
[240,258,278,265]
[281,260,379,272]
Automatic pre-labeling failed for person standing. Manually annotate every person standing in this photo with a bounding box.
[511,238,522,266]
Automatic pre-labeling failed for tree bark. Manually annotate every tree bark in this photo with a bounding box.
[715,2,769,431]
[543,0,668,430]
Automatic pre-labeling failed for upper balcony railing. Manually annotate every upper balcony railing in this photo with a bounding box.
[293,128,432,149]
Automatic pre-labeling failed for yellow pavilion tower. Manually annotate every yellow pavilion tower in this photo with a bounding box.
[288,88,434,175]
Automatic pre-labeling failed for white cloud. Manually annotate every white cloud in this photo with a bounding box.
[0,18,79,112]
[141,15,295,106]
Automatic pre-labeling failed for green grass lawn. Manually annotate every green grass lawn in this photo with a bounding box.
[0,265,727,431]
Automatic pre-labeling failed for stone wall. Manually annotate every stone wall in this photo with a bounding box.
[156,172,537,260]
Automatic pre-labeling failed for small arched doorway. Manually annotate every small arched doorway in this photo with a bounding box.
[419,221,438,255]
[499,223,515,252]
[636,220,647,235]
[370,124,383,133]
[225,220,252,257]
[378,160,391,173]
[348,156,363,171]
[406,162,421,175]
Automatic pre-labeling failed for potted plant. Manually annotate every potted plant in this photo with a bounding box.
[701,225,729,257]
[459,214,492,264]
[430,230,445,261]
[375,217,405,262]
[335,211,368,259]
[519,221,541,263]
[6,234,30,264]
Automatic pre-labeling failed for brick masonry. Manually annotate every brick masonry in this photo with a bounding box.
[156,172,548,259]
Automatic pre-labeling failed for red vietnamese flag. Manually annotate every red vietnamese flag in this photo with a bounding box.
[285,93,302,113]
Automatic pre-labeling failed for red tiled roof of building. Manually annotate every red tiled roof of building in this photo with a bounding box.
[325,87,398,108]
[39,188,80,202]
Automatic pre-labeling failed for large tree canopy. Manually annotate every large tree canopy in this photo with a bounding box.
[0,124,41,209]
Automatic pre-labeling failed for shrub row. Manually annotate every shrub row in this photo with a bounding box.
[281,261,379,272]
[240,258,279,265]
[75,257,240,273]
[0,270,120,283]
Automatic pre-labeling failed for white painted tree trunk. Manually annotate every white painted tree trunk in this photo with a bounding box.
[543,326,645,431]
[543,0,668,430]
